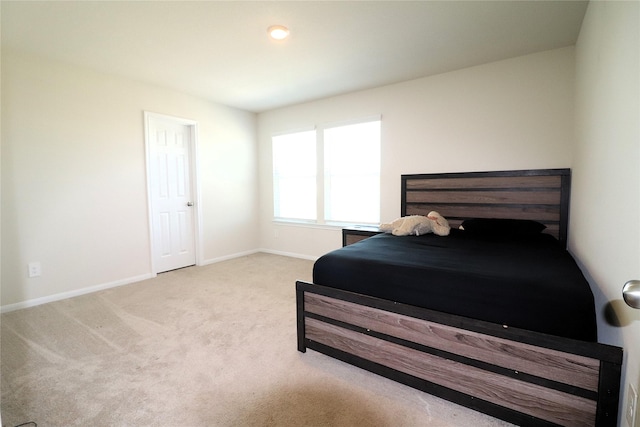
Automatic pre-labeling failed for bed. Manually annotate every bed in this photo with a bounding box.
[296,168,622,427]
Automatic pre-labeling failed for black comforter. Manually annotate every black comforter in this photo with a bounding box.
[313,230,597,341]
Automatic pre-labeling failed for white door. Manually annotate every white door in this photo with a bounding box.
[146,114,197,273]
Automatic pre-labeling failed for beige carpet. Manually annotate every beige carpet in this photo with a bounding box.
[1,253,513,427]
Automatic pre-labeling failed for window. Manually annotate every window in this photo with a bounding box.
[272,118,381,225]
[272,130,317,221]
[324,121,380,223]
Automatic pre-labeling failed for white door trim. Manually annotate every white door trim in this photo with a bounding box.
[144,111,203,275]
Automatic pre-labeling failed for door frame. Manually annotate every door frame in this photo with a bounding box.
[144,111,202,275]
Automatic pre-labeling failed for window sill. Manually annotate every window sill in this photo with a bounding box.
[272,220,378,231]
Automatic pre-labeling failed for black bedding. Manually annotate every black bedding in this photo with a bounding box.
[313,230,597,341]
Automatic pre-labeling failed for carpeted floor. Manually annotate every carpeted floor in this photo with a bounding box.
[1,253,513,426]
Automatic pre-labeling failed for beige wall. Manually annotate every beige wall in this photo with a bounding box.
[571,0,640,418]
[2,4,639,422]
[1,50,258,309]
[257,47,577,258]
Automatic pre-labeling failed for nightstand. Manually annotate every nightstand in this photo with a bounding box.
[342,226,384,247]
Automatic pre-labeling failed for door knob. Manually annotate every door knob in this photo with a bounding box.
[186,202,194,207]
[622,280,640,309]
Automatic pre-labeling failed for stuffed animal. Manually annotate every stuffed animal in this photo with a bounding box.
[379,211,450,236]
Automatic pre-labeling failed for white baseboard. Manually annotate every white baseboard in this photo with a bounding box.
[1,250,317,313]
[199,248,318,264]
[0,272,155,314]
[199,249,261,265]
[258,248,319,261]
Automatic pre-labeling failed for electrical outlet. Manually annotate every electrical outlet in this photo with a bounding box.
[28,262,41,278]
[627,383,637,427]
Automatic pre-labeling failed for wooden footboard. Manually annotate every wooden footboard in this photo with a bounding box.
[296,281,622,427]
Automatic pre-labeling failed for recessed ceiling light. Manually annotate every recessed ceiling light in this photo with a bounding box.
[268,25,290,41]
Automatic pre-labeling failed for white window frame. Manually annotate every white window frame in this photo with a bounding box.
[272,128,317,223]
[272,116,381,227]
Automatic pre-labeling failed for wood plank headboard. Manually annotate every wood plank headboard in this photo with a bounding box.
[401,168,571,246]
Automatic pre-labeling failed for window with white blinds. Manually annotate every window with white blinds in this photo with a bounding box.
[272,118,381,226]
[323,120,380,224]
[272,130,317,221]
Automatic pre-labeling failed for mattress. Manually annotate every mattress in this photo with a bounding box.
[313,230,597,341]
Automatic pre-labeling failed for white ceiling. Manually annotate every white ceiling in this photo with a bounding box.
[1,1,588,113]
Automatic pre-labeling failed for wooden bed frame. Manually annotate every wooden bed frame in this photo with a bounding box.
[296,168,622,427]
